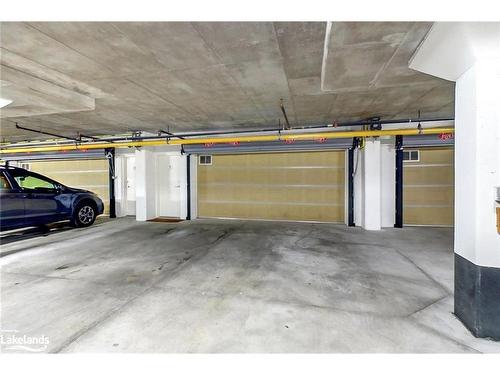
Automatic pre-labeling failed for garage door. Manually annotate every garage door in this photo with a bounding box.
[197,151,346,223]
[403,147,454,226]
[24,159,110,215]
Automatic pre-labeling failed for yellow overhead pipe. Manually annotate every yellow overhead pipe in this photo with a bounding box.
[0,126,454,154]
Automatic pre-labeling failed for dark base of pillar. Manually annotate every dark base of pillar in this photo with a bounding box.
[454,253,500,341]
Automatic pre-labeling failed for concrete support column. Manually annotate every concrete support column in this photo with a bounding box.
[113,156,127,218]
[454,58,500,339]
[189,155,198,219]
[361,138,382,230]
[380,139,396,227]
[410,22,500,339]
[135,148,157,221]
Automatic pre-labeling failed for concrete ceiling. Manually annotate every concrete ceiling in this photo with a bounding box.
[0,22,455,142]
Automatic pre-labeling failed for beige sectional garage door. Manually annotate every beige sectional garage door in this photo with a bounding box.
[26,159,110,215]
[197,151,346,223]
[403,147,454,226]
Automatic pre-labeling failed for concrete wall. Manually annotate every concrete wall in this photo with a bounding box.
[115,133,441,230]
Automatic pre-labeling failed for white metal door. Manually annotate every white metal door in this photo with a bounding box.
[126,156,136,215]
[157,154,183,218]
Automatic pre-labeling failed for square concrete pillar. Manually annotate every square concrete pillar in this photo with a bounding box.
[361,138,382,230]
[454,59,500,340]
[135,148,157,221]
[410,23,500,340]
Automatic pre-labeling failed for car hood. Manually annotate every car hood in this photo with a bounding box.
[64,186,94,194]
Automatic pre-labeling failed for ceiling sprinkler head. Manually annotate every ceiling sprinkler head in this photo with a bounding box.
[369,117,382,131]
[417,110,423,133]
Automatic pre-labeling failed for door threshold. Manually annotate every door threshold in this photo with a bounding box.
[147,217,184,223]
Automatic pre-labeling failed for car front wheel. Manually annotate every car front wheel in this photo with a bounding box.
[71,202,97,227]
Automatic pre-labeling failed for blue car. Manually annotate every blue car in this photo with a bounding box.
[0,166,104,231]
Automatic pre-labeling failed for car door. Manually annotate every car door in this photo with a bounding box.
[10,170,63,226]
[0,171,26,230]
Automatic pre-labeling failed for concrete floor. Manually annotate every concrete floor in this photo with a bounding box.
[1,218,499,353]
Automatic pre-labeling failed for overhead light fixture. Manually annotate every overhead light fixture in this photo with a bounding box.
[0,98,13,108]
